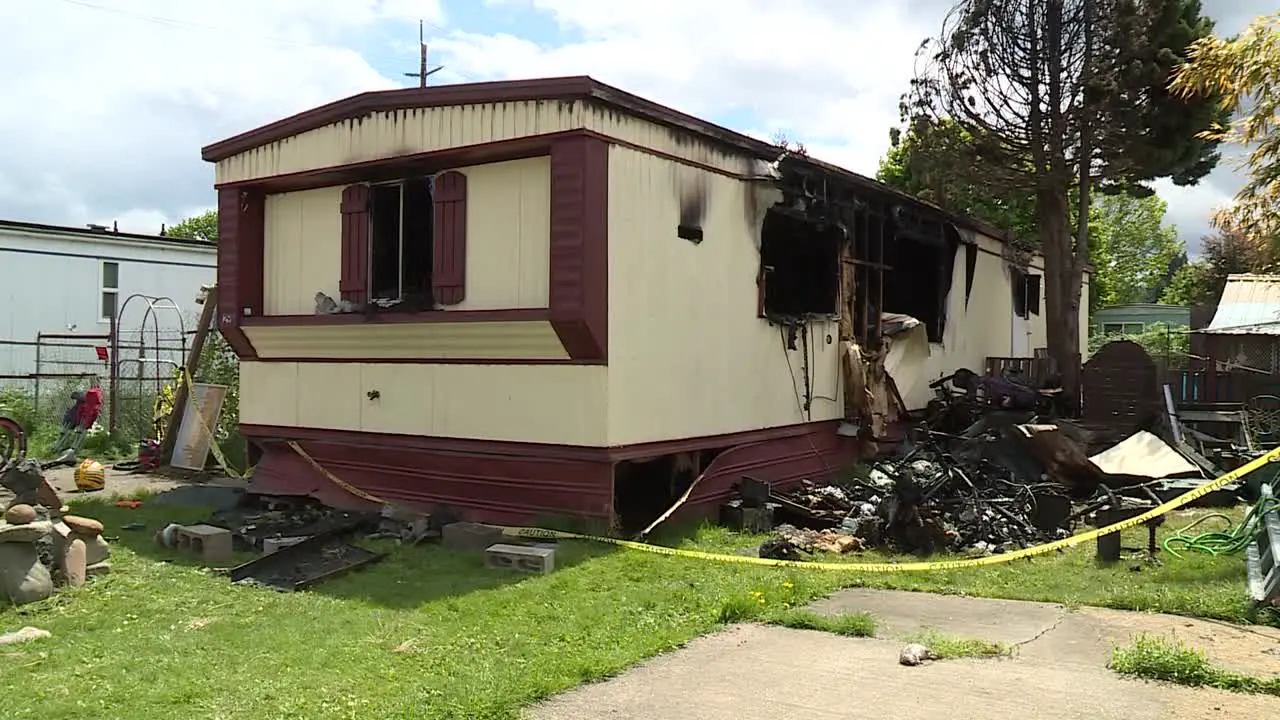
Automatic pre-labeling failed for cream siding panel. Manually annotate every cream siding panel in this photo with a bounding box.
[605,146,841,447]
[215,101,762,185]
[359,364,433,435]
[239,361,606,445]
[238,362,299,427]
[582,108,758,178]
[296,363,364,432]
[894,240,1016,409]
[242,321,568,361]
[257,158,549,316]
[261,187,343,315]
[453,157,551,310]
[216,101,587,184]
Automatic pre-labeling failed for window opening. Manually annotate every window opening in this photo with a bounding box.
[99,261,119,322]
[883,233,951,343]
[369,177,434,302]
[758,208,841,318]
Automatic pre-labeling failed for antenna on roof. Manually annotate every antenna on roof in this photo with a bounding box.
[403,20,444,87]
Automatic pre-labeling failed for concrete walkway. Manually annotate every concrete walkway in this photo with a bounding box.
[528,589,1280,719]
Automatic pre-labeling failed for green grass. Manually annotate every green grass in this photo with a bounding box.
[1109,634,1280,696]
[0,501,1267,719]
[905,630,1009,659]
[763,608,877,637]
[688,510,1272,627]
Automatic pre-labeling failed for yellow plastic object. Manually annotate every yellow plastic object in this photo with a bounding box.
[74,458,106,492]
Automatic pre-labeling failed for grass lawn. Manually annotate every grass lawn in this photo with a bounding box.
[0,500,1267,719]
[1110,634,1280,697]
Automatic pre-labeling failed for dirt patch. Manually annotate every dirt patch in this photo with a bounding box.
[1079,606,1280,678]
[1,464,238,507]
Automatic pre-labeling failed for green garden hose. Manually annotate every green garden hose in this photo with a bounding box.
[1162,496,1280,558]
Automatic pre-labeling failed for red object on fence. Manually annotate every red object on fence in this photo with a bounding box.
[94,346,108,364]
[79,387,103,428]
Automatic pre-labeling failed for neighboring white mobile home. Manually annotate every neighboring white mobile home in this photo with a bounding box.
[0,219,217,378]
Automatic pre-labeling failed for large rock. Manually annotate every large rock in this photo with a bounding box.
[0,543,54,606]
[61,538,87,588]
[4,505,36,525]
[0,521,54,544]
[82,535,110,565]
[62,516,104,536]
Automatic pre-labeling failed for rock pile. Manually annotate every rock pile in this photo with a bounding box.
[0,462,111,606]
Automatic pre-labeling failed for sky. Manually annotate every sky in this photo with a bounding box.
[0,0,1267,253]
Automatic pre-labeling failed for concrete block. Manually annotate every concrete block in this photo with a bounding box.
[485,543,556,574]
[174,524,233,564]
[263,536,309,555]
[442,522,505,552]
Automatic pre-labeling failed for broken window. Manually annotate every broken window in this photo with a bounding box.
[883,232,954,343]
[758,208,841,318]
[340,171,468,308]
[1011,269,1042,319]
[368,179,434,302]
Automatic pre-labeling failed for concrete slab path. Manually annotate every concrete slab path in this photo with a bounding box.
[528,589,1280,719]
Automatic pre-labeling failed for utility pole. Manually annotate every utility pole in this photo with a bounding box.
[403,20,444,87]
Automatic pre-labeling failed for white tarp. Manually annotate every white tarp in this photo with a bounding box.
[1087,430,1201,479]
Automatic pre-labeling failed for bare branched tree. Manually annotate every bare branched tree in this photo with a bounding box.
[903,0,1224,408]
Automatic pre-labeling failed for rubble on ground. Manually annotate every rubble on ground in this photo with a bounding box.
[744,428,1070,558]
[729,365,1233,560]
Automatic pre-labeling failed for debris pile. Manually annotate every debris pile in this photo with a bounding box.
[730,424,1084,559]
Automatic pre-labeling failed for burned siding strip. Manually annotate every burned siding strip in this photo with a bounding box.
[964,242,978,307]
[548,135,609,362]
[432,171,468,305]
[216,187,262,359]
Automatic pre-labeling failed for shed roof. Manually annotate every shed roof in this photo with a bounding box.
[1201,274,1280,335]
[0,218,216,251]
[200,75,1024,247]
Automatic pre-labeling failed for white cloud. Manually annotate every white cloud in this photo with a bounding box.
[0,0,443,233]
[437,0,925,177]
[0,0,1265,251]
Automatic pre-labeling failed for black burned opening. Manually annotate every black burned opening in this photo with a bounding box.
[369,178,434,301]
[759,208,841,318]
[1011,268,1042,318]
[883,224,958,343]
[611,450,724,535]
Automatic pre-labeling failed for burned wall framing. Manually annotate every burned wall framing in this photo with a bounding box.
[768,156,959,350]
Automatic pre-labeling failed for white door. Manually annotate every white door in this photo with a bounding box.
[1012,314,1031,357]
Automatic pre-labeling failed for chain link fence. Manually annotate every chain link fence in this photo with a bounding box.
[0,329,190,458]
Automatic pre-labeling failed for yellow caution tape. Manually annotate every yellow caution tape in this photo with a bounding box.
[494,446,1280,572]
[286,440,386,505]
[287,423,1280,573]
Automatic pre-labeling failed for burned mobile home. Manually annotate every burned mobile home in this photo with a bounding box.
[201,76,1090,533]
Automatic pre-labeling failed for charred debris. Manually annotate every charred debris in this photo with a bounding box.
[724,361,1228,561]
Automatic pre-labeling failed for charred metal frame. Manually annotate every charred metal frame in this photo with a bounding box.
[767,155,955,350]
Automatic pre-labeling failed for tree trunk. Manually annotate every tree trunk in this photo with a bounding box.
[1038,186,1082,414]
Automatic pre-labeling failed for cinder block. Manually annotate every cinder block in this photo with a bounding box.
[263,536,309,555]
[174,524,233,564]
[442,522,505,552]
[485,543,555,574]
